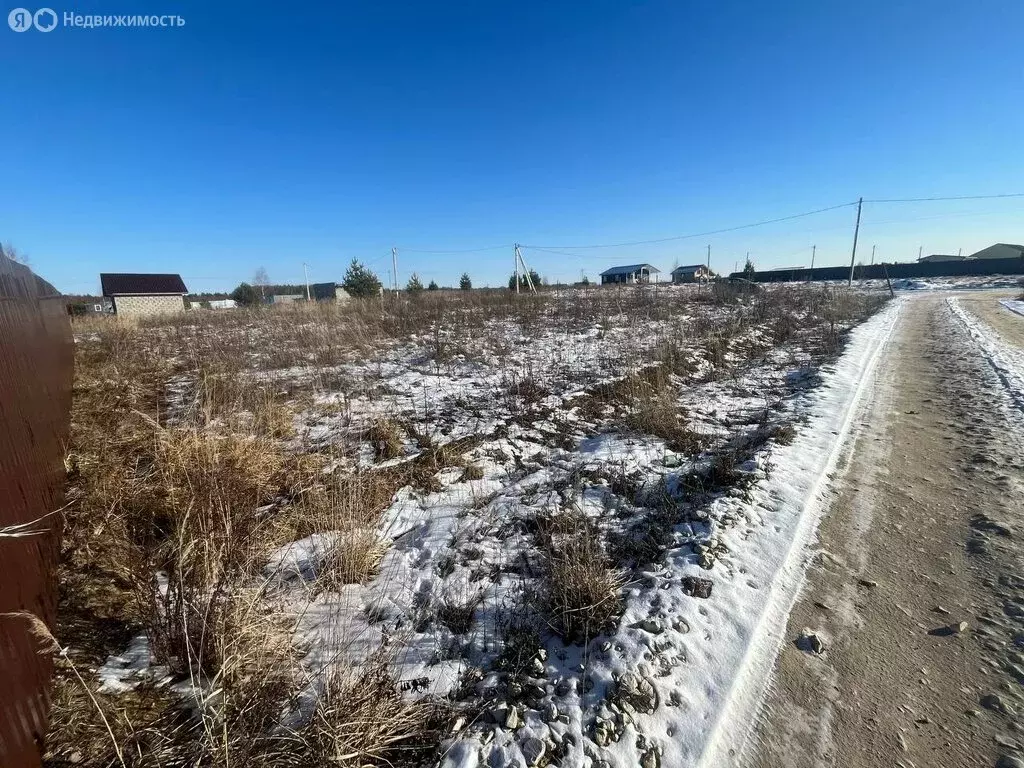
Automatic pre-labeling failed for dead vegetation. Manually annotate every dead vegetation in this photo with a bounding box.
[51,283,888,764]
[538,511,625,641]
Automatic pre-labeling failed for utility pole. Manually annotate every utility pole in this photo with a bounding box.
[303,262,311,301]
[847,197,863,286]
[957,247,962,257]
[870,244,876,265]
[392,247,399,295]
[514,243,520,294]
[810,245,816,269]
[918,245,923,262]
[706,244,711,270]
[516,244,536,293]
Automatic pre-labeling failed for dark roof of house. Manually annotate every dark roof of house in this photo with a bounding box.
[672,264,706,273]
[100,273,188,296]
[600,263,660,277]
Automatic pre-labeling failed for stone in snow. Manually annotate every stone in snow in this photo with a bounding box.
[637,618,663,634]
[521,736,545,767]
[640,747,661,768]
[682,576,713,599]
[798,629,826,654]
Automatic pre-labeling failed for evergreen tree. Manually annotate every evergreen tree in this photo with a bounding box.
[231,282,260,306]
[342,258,383,298]
[507,270,543,291]
[742,258,757,279]
[459,272,472,290]
[427,280,440,291]
[406,273,425,292]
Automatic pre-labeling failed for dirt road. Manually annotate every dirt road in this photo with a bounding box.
[748,291,1024,768]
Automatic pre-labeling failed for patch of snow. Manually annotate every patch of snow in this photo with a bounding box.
[97,634,155,693]
[1000,298,1024,318]
[690,297,902,764]
[948,297,1024,419]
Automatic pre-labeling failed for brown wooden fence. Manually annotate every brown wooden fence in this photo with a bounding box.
[0,253,73,766]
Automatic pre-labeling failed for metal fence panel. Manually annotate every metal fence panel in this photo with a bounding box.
[0,254,73,767]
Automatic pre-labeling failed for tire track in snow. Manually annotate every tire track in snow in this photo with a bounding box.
[947,296,1024,420]
[694,297,904,767]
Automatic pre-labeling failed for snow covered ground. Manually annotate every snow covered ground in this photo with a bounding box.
[91,285,894,766]
[1000,298,1024,318]
[806,274,1023,293]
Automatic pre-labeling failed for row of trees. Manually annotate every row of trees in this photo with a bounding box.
[229,261,483,305]
[229,258,755,306]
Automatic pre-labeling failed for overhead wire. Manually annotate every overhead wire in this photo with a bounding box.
[862,192,1024,203]
[394,244,510,254]
[520,201,859,250]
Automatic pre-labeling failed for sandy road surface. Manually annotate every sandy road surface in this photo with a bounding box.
[748,291,1024,768]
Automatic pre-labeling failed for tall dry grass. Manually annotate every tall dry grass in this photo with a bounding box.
[538,511,625,642]
[52,284,888,764]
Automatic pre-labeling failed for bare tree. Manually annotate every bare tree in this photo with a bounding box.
[1,242,29,265]
[253,266,269,299]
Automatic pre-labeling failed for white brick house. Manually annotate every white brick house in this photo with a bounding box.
[100,273,188,317]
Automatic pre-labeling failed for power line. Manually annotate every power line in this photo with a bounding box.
[521,201,859,250]
[522,245,615,261]
[862,192,1024,203]
[394,244,509,254]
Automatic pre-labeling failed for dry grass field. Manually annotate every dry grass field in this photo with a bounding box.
[48,283,887,767]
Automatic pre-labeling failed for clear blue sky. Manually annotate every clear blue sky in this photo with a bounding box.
[2,0,1022,293]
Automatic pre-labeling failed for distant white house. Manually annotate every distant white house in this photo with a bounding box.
[207,299,236,310]
[671,264,711,284]
[269,294,305,304]
[600,264,660,285]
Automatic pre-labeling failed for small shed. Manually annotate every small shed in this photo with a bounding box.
[311,282,352,303]
[269,294,305,305]
[100,273,188,317]
[671,264,711,284]
[600,264,660,285]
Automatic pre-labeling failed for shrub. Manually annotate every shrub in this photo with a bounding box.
[540,513,624,641]
[367,420,404,461]
[299,655,442,767]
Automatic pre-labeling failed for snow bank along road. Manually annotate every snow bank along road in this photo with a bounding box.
[749,291,1024,768]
